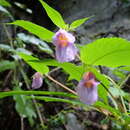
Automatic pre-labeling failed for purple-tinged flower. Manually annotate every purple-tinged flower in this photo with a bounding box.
[52,29,77,62]
[76,72,100,105]
[31,72,43,89]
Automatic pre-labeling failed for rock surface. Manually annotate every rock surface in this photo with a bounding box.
[66,113,84,130]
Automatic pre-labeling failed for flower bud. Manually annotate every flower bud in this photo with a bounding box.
[31,72,43,89]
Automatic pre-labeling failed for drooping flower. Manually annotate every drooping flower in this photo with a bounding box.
[76,72,100,105]
[52,29,77,62]
[31,72,43,89]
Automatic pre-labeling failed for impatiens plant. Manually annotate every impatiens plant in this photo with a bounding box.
[1,0,130,129]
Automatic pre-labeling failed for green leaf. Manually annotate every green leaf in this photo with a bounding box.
[0,60,16,72]
[112,68,126,80]
[109,87,126,98]
[0,6,13,20]
[98,84,108,104]
[0,0,11,7]
[0,44,32,56]
[95,101,121,117]
[10,20,54,42]
[118,66,130,71]
[13,87,36,125]
[28,96,92,109]
[0,90,77,99]
[25,58,84,80]
[0,5,9,14]
[18,55,84,80]
[31,96,80,104]
[70,17,90,29]
[17,33,53,54]
[39,0,66,29]
[80,38,130,67]
[40,59,84,81]
[16,48,32,55]
[0,44,14,52]
[18,53,49,74]
[121,114,130,125]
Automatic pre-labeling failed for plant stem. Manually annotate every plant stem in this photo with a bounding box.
[107,76,127,113]
[98,66,118,109]
[76,54,80,60]
[119,74,130,88]
[45,74,77,95]
[100,82,118,109]
[19,62,46,128]
[3,24,13,48]
[3,22,46,129]
[48,67,60,75]
[32,95,45,128]
[21,117,24,130]
[120,95,127,113]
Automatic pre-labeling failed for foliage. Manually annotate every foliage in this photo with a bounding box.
[0,60,16,72]
[80,37,130,67]
[0,90,77,99]
[1,0,130,129]
[70,17,91,30]
[39,0,66,29]
[10,20,54,42]
[18,53,49,74]
[17,33,53,54]
[13,87,37,126]
[0,0,11,7]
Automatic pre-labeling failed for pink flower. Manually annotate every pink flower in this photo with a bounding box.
[76,72,100,105]
[31,72,43,89]
[53,29,77,62]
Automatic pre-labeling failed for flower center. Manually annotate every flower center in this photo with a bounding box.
[84,80,94,88]
[58,33,68,47]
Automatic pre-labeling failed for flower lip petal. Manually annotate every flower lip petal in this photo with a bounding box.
[84,79,95,88]
[84,79,100,88]
[55,44,77,62]
[53,29,75,47]
[57,33,68,47]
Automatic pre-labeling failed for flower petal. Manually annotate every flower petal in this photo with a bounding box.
[76,80,98,105]
[56,44,77,62]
